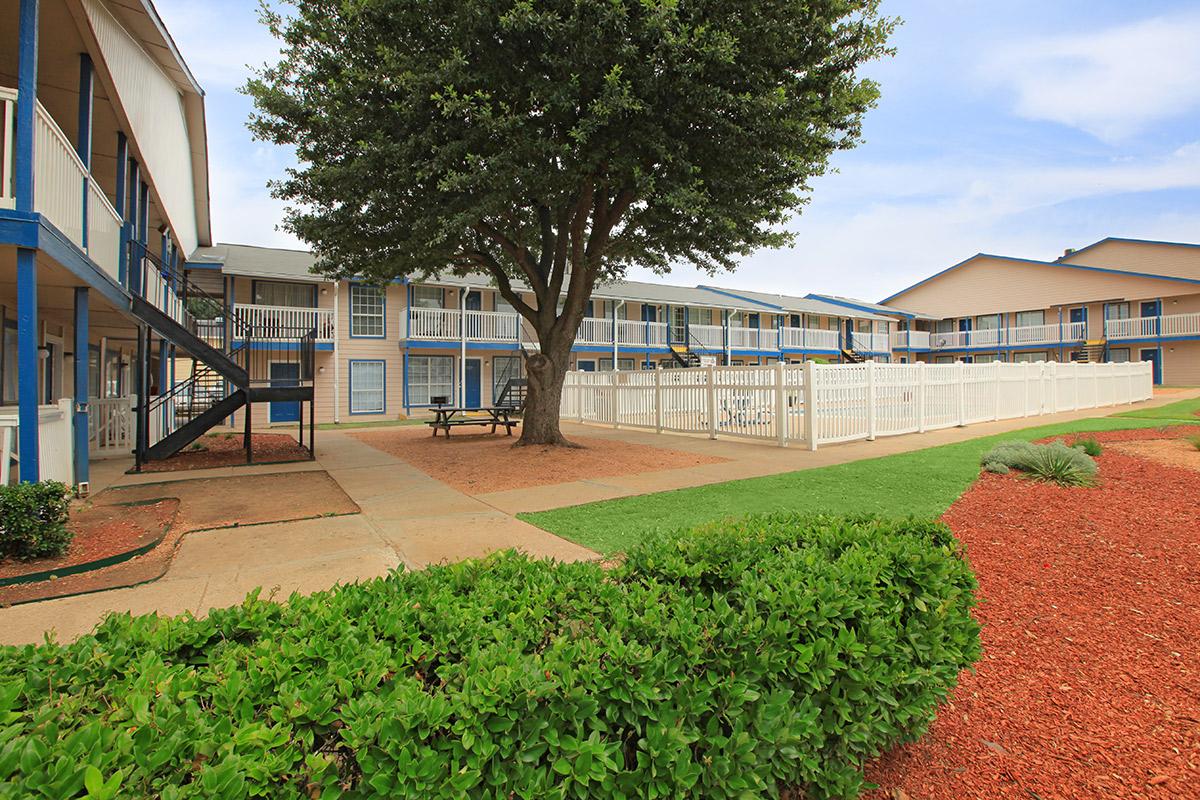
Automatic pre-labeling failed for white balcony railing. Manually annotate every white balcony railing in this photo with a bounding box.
[851,331,891,353]
[687,323,725,349]
[577,317,614,345]
[728,327,779,350]
[891,330,932,350]
[781,327,841,351]
[235,303,335,342]
[408,307,462,339]
[1106,312,1200,340]
[464,309,520,342]
[2,87,123,282]
[920,321,1088,351]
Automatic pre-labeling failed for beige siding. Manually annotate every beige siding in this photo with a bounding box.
[1160,342,1200,387]
[889,255,1198,318]
[1060,240,1200,281]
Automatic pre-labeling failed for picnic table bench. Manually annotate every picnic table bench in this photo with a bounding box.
[426,405,519,437]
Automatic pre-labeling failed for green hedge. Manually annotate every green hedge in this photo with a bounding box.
[0,515,979,799]
[0,480,72,561]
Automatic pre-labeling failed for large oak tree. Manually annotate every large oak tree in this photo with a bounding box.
[246,0,895,445]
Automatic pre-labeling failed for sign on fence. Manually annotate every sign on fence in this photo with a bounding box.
[561,360,1153,450]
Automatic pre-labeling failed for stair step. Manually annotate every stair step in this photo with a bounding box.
[131,297,248,387]
[145,391,248,461]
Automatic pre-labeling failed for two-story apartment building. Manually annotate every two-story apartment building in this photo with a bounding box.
[186,244,898,426]
[2,0,315,489]
[876,238,1200,385]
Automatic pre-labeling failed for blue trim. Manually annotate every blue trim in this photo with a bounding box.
[73,288,89,486]
[1110,335,1200,346]
[1060,237,1200,263]
[696,285,784,311]
[0,211,39,247]
[883,251,1200,304]
[17,247,39,482]
[232,340,334,351]
[402,346,410,413]
[77,53,93,250]
[14,0,39,214]
[0,211,131,310]
[348,359,387,415]
[805,294,915,319]
[348,283,387,339]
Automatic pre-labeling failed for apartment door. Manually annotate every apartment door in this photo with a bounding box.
[641,305,657,322]
[464,358,482,408]
[670,306,687,345]
[269,362,301,422]
[1140,301,1161,336]
[1140,349,1162,385]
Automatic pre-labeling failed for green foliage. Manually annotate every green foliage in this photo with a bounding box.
[0,516,978,799]
[1188,435,1200,452]
[980,440,1098,486]
[981,461,1009,475]
[1072,437,1103,457]
[0,481,73,561]
[184,296,223,320]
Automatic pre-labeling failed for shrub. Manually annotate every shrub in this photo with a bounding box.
[1188,435,1200,452]
[980,440,1097,486]
[1072,437,1103,457]
[0,515,979,800]
[0,480,73,560]
[982,461,1010,475]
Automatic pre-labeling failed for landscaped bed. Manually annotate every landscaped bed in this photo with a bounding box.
[138,432,310,472]
[865,426,1200,799]
[351,426,727,494]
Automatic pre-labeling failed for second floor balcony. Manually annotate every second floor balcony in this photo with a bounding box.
[896,321,1089,351]
[1105,311,1200,340]
[234,303,336,343]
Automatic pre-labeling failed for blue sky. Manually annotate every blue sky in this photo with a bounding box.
[156,0,1200,302]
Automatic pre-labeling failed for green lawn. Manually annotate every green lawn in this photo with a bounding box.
[519,414,1198,555]
[1111,395,1200,422]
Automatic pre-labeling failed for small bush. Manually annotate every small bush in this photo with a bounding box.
[0,480,73,560]
[980,440,1097,486]
[1072,437,1103,457]
[0,515,979,799]
[1188,435,1200,452]
[982,461,1010,474]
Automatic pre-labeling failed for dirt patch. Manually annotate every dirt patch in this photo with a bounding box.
[102,470,359,533]
[1108,438,1200,473]
[351,426,728,495]
[866,428,1200,800]
[140,432,309,473]
[0,500,180,606]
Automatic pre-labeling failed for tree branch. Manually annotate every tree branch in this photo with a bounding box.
[473,221,547,296]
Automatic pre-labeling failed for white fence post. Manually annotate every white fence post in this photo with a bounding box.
[654,368,663,433]
[706,365,717,440]
[956,361,966,427]
[992,362,1001,421]
[1022,363,1031,417]
[917,361,926,434]
[1047,361,1057,414]
[866,360,877,441]
[803,360,817,451]
[775,361,787,447]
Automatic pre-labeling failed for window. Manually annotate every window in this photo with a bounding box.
[933,355,955,364]
[253,281,315,307]
[493,356,522,401]
[104,349,124,398]
[349,361,385,413]
[1105,303,1130,320]
[1,321,16,404]
[1015,310,1045,327]
[975,314,1001,330]
[688,307,713,326]
[411,286,443,309]
[935,319,956,333]
[1108,348,1131,363]
[1013,351,1048,363]
[975,353,999,363]
[350,285,385,337]
[599,358,636,371]
[88,346,101,398]
[408,355,453,405]
[495,294,516,314]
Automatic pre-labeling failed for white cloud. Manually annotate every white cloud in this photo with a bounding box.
[981,11,1200,142]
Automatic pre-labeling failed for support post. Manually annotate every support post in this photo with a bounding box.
[73,288,89,489]
[865,360,876,441]
[654,367,663,433]
[134,325,147,471]
[775,360,787,447]
[244,393,253,463]
[17,248,40,482]
[705,364,717,440]
[77,53,93,250]
[115,133,129,285]
[803,360,817,451]
[14,0,39,214]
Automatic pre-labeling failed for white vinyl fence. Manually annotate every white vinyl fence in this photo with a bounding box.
[0,399,75,485]
[561,360,1153,450]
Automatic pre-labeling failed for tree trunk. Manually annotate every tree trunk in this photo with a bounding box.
[518,339,573,446]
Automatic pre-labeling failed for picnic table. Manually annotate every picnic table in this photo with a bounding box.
[426,406,519,437]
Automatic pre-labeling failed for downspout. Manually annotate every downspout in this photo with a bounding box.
[613,300,622,370]
[333,281,340,423]
[460,288,469,402]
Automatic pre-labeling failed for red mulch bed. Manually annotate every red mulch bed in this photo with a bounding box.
[139,432,309,472]
[865,427,1200,799]
[0,499,180,605]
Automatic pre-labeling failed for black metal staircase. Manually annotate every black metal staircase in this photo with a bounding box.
[126,242,317,467]
[1071,340,1108,363]
[840,348,867,364]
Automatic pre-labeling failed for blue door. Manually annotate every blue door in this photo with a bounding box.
[465,359,482,408]
[269,362,301,422]
[1069,307,1086,324]
[642,305,657,322]
[1140,348,1162,385]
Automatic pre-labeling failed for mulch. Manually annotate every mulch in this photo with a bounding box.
[0,499,180,606]
[350,426,728,495]
[138,432,310,472]
[865,426,1200,799]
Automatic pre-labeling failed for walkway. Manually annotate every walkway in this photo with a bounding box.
[1,389,1192,646]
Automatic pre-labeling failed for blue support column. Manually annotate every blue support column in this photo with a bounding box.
[77,53,93,249]
[127,160,140,293]
[115,133,129,285]
[17,249,39,482]
[157,232,169,390]
[16,0,40,483]
[73,288,89,487]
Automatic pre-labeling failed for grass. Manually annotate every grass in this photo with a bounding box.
[519,415,1198,555]
[315,418,426,431]
[1112,395,1200,422]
